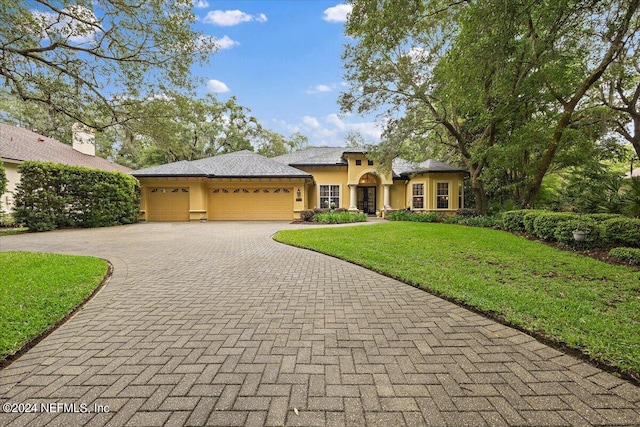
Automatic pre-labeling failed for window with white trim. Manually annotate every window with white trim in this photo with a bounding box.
[412,183,424,209]
[320,185,340,209]
[458,183,464,209]
[436,182,450,209]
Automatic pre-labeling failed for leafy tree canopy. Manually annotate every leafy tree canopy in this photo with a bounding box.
[341,0,640,212]
[0,0,216,129]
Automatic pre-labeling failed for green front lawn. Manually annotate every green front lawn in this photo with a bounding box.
[0,251,108,361]
[274,222,640,381]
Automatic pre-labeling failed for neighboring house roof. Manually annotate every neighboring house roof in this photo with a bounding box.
[0,122,131,172]
[132,150,313,178]
[273,146,466,177]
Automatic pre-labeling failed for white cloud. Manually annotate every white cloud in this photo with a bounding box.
[302,116,321,129]
[193,0,209,8]
[214,35,240,50]
[275,114,382,147]
[326,113,345,130]
[203,9,268,26]
[323,4,352,23]
[206,79,230,93]
[306,84,332,94]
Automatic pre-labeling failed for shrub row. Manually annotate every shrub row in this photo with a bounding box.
[14,161,140,232]
[501,210,640,248]
[386,210,438,222]
[442,215,499,227]
[313,211,367,224]
[609,247,640,266]
[300,209,366,224]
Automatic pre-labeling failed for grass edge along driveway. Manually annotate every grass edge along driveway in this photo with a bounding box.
[0,251,108,362]
[274,222,640,382]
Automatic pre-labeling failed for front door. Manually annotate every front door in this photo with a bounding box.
[357,187,377,214]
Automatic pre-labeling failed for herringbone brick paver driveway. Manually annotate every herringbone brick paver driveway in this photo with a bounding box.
[1,222,638,426]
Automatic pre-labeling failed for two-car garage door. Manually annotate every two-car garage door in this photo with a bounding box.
[147,186,294,221]
[208,187,293,220]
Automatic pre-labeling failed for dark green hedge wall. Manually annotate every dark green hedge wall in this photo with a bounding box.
[14,162,139,231]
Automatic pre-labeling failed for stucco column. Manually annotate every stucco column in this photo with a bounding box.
[348,184,358,210]
[383,184,391,210]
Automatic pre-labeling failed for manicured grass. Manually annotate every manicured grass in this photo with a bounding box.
[275,222,640,380]
[0,251,108,361]
[0,227,29,237]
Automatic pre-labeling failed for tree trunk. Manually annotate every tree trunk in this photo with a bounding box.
[472,179,489,215]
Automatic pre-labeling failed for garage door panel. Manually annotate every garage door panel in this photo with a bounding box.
[208,187,292,220]
[148,187,190,221]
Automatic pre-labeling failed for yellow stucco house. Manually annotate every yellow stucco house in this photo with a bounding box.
[132,147,467,221]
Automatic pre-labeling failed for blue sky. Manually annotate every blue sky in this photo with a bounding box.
[189,1,381,147]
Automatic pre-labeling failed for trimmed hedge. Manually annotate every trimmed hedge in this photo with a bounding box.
[554,218,601,247]
[585,213,623,221]
[386,210,438,222]
[313,211,367,224]
[609,247,640,266]
[523,210,546,234]
[600,217,640,248]
[14,161,139,231]
[0,160,6,213]
[502,209,542,231]
[442,215,499,227]
[532,212,576,241]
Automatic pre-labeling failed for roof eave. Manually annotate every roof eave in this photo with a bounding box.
[210,174,313,179]
[288,162,347,167]
[132,173,207,178]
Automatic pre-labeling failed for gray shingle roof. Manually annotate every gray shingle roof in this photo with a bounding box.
[0,122,131,172]
[272,147,352,166]
[274,147,465,177]
[132,150,312,178]
[392,158,466,177]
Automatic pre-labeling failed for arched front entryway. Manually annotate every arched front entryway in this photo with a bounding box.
[357,173,378,214]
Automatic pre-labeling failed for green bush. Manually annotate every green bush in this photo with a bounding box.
[532,212,577,241]
[313,211,367,224]
[0,160,6,214]
[455,208,477,217]
[442,215,499,227]
[386,210,438,222]
[600,217,640,248]
[554,218,601,247]
[609,247,640,265]
[13,161,139,232]
[585,213,623,221]
[300,209,315,222]
[502,209,539,231]
[522,210,546,234]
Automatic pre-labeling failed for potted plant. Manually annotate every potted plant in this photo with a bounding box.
[572,229,588,242]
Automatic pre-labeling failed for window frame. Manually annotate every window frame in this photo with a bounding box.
[412,182,425,210]
[319,184,340,209]
[436,181,450,209]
